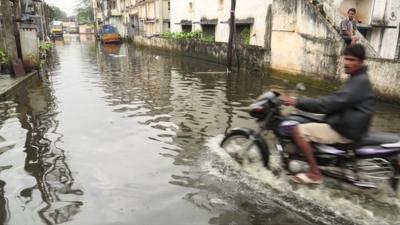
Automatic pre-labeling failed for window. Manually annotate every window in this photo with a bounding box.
[168,2,170,10]
[112,0,117,9]
[201,24,216,41]
[182,25,192,33]
[235,24,251,45]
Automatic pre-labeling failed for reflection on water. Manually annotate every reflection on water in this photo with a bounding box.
[16,64,83,224]
[79,34,95,43]
[0,36,398,225]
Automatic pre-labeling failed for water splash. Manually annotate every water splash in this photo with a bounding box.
[205,135,400,225]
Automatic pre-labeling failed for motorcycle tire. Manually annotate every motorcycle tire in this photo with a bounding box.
[221,129,269,168]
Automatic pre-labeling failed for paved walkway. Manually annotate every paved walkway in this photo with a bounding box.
[0,71,37,100]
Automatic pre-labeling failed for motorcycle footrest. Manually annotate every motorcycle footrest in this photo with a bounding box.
[353,181,376,188]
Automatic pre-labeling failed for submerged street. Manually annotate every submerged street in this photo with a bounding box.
[0,35,400,225]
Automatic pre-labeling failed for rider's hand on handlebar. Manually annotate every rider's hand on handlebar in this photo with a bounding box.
[281,96,298,106]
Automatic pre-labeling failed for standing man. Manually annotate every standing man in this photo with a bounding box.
[341,8,359,45]
[282,44,375,184]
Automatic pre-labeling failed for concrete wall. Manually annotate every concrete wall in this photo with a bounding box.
[133,36,269,71]
[270,0,344,80]
[19,24,39,71]
[379,0,400,59]
[170,0,272,47]
[0,0,19,63]
[321,0,400,59]
[364,58,400,100]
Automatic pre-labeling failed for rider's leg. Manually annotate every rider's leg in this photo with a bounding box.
[350,35,358,45]
[292,126,322,180]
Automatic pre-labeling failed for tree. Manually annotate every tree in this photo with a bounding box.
[51,6,67,20]
[74,0,94,23]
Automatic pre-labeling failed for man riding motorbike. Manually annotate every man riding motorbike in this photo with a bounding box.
[281,44,375,184]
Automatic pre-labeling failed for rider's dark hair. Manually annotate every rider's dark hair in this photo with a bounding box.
[348,8,356,14]
[342,44,366,60]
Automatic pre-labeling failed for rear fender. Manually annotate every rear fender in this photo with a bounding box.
[221,128,270,168]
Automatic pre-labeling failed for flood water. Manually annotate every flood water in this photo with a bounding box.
[0,34,400,225]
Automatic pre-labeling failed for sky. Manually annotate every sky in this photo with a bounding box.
[44,0,79,16]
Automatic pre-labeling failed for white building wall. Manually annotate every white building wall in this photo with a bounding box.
[379,0,400,59]
[322,0,400,59]
[170,0,193,32]
[170,0,272,47]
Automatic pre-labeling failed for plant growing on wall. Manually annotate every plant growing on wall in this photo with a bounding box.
[0,49,6,73]
[0,50,7,65]
[161,31,214,43]
[39,41,53,59]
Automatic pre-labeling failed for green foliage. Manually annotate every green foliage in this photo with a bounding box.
[52,6,67,20]
[201,35,215,43]
[0,50,7,65]
[239,27,251,45]
[75,0,94,23]
[161,31,214,42]
[39,42,53,58]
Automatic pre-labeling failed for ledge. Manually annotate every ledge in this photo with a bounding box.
[0,71,38,100]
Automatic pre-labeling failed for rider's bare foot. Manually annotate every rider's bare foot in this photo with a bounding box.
[291,173,323,184]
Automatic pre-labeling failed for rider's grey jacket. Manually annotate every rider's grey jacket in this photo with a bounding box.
[296,67,375,141]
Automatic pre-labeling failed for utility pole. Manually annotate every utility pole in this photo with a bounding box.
[227,0,236,72]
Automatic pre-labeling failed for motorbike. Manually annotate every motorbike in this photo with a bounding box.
[220,91,400,195]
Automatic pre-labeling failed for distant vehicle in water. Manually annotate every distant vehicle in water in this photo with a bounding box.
[50,21,63,39]
[97,24,122,44]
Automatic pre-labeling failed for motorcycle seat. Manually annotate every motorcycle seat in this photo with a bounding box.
[289,112,325,123]
[356,132,400,146]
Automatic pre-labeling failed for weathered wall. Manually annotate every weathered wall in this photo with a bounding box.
[363,58,400,100]
[270,0,400,99]
[19,24,39,71]
[321,0,400,59]
[0,0,19,62]
[133,36,270,71]
[170,0,273,47]
[270,0,343,80]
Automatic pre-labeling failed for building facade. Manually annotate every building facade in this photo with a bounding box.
[93,0,170,38]
[79,23,96,34]
[321,0,400,59]
[0,0,51,74]
[170,0,272,47]
[92,0,400,59]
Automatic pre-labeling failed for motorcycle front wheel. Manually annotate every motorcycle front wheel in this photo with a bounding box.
[221,130,269,167]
